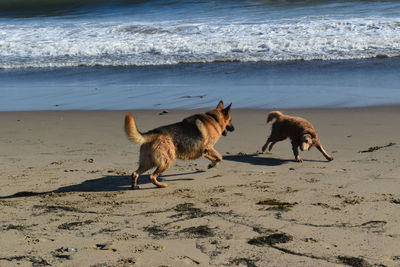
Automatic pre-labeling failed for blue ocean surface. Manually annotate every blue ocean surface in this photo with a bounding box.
[0,0,400,110]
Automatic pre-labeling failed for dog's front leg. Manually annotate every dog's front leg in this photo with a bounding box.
[315,142,334,161]
[291,141,303,162]
[203,148,222,169]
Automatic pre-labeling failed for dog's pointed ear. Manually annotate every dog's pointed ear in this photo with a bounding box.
[216,100,224,110]
[223,102,232,115]
[217,100,224,110]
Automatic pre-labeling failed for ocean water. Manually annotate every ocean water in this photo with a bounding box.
[1,0,400,110]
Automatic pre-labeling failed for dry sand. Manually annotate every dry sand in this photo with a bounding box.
[0,107,399,267]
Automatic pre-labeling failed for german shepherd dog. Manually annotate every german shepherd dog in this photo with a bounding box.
[124,101,234,189]
[261,111,333,162]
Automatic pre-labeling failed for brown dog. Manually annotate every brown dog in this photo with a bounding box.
[261,111,333,162]
[124,101,234,189]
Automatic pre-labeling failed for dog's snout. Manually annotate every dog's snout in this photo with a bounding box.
[301,142,310,151]
[226,124,234,132]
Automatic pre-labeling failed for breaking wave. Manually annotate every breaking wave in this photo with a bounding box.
[1,16,400,69]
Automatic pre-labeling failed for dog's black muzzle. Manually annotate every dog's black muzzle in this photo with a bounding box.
[222,124,235,136]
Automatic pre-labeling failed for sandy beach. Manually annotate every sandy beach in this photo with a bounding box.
[0,107,399,266]
[2,0,400,266]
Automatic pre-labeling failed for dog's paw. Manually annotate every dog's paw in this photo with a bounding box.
[296,157,303,163]
[157,183,168,188]
[208,162,217,169]
[327,156,334,161]
[132,185,140,190]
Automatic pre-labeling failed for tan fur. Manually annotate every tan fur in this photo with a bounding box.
[124,101,234,189]
[261,111,333,162]
[124,113,146,144]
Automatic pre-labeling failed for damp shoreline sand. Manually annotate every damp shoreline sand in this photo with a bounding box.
[1,59,400,111]
[0,107,399,266]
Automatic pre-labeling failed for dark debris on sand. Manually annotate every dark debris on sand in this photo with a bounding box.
[143,225,170,239]
[338,256,372,267]
[0,256,50,266]
[230,257,259,267]
[178,225,215,238]
[248,233,293,246]
[256,199,296,212]
[358,142,396,153]
[58,220,94,230]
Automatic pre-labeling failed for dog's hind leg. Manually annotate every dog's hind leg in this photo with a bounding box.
[268,141,277,151]
[262,135,286,152]
[132,165,152,190]
[261,138,272,152]
[147,136,175,188]
[131,144,156,189]
[261,140,278,152]
[315,141,334,161]
[149,166,169,188]
[261,141,276,152]
[203,148,222,169]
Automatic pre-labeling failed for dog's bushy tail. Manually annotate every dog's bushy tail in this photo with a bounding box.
[267,111,284,123]
[124,113,147,144]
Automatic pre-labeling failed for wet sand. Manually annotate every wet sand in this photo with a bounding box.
[0,107,399,266]
[1,59,400,111]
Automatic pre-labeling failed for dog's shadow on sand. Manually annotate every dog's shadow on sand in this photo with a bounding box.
[0,170,204,199]
[224,153,328,165]
[223,153,291,166]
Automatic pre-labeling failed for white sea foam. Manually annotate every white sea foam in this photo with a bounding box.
[1,17,400,69]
